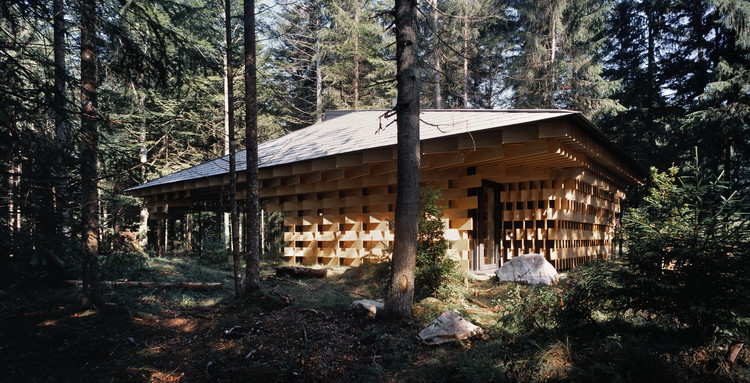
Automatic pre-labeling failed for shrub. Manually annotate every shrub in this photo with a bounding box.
[557,260,625,326]
[99,243,150,280]
[499,283,559,333]
[200,235,229,265]
[620,158,750,340]
[415,185,456,300]
[263,211,286,260]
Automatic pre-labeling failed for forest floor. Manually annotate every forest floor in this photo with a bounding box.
[2,257,750,383]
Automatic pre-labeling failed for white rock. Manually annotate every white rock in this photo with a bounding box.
[418,310,483,345]
[495,253,559,285]
[349,299,383,318]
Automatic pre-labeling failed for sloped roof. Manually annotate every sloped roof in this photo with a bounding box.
[127,109,596,192]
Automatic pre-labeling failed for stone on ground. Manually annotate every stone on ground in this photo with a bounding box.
[495,253,559,285]
[349,299,383,318]
[418,310,482,345]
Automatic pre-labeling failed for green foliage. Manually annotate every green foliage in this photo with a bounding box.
[99,244,150,280]
[620,159,750,339]
[415,186,456,300]
[557,260,624,325]
[200,235,230,265]
[499,283,559,333]
[263,211,285,260]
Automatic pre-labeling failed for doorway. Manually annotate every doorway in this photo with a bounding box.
[473,180,503,271]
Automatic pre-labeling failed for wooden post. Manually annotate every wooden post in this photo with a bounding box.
[157,219,165,257]
[186,212,193,252]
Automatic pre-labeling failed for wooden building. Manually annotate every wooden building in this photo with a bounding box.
[127,110,646,272]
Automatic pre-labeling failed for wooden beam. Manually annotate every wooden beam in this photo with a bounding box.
[272,164,293,177]
[363,147,395,163]
[300,171,322,184]
[293,161,312,174]
[422,137,458,154]
[538,120,572,138]
[345,165,370,178]
[503,124,539,143]
[311,157,337,171]
[321,168,345,181]
[458,131,502,149]
[336,153,363,168]
[370,161,397,176]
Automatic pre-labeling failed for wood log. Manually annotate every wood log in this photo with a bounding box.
[274,266,327,279]
[467,296,491,309]
[62,280,223,290]
[727,342,744,366]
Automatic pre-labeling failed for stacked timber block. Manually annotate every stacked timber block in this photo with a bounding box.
[264,165,622,270]
[492,174,622,270]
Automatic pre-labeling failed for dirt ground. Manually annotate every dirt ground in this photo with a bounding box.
[4,262,748,383]
[0,274,446,383]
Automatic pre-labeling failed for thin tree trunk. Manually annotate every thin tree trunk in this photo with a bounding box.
[1,155,14,287]
[244,0,261,292]
[353,6,360,108]
[53,0,71,260]
[223,14,232,250]
[225,0,243,297]
[185,213,192,252]
[130,82,149,248]
[548,3,558,108]
[462,0,469,108]
[646,8,656,106]
[431,0,441,109]
[315,16,322,123]
[80,0,102,309]
[385,0,420,319]
[157,219,165,257]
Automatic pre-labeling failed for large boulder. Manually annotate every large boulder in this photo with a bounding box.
[495,253,559,285]
[418,310,483,345]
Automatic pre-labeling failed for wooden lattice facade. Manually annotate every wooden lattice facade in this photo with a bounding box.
[128,110,645,271]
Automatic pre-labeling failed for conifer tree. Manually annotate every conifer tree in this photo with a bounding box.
[80,0,103,308]
[385,0,420,319]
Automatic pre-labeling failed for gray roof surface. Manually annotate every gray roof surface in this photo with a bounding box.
[127,109,578,192]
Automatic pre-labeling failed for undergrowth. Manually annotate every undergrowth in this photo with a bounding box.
[4,252,750,382]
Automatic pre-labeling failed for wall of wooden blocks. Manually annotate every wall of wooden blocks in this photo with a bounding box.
[264,164,622,270]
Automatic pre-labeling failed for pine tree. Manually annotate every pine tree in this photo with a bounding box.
[245,0,261,292]
[322,0,394,110]
[385,0,420,319]
[267,0,327,129]
[508,0,617,116]
[80,0,103,308]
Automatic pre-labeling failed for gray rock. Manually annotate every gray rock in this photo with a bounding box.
[418,310,482,345]
[495,253,559,285]
[349,299,383,318]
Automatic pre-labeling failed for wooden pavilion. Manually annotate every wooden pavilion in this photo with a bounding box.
[127,110,646,272]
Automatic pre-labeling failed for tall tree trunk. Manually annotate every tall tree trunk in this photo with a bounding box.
[130,82,149,248]
[431,0,441,109]
[646,8,656,106]
[548,2,558,108]
[315,16,322,122]
[353,6,360,108]
[53,0,71,260]
[244,0,261,292]
[223,17,232,250]
[1,154,14,287]
[80,0,102,309]
[385,0,420,319]
[462,0,469,108]
[185,213,192,252]
[226,0,243,297]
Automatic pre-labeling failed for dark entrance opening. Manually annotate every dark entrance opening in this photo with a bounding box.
[472,180,504,271]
